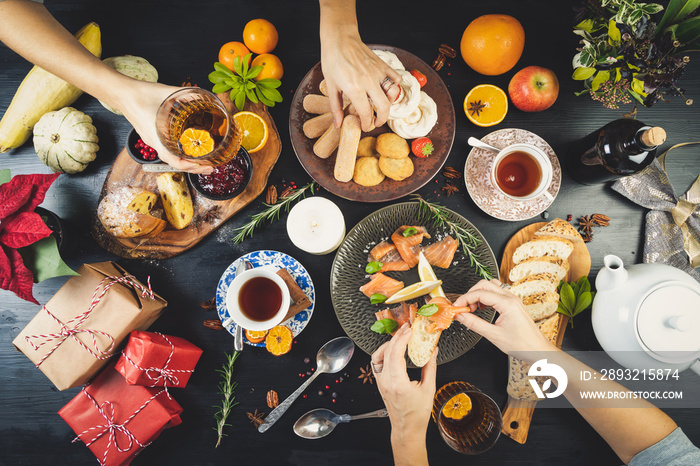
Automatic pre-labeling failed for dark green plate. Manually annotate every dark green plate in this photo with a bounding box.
[330,202,498,366]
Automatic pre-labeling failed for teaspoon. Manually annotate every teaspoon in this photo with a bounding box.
[294,407,389,439]
[467,137,501,153]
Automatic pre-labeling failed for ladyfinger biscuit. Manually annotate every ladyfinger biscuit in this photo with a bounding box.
[313,124,341,159]
[303,95,332,114]
[319,80,351,106]
[303,113,334,139]
[346,104,375,132]
[334,114,361,182]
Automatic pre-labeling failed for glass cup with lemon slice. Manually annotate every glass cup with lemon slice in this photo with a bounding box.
[432,381,502,454]
[156,87,242,167]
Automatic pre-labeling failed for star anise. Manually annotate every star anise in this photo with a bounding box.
[467,100,486,117]
[202,206,221,224]
[578,215,594,233]
[358,364,374,385]
[442,182,459,197]
[200,297,216,311]
[247,409,265,428]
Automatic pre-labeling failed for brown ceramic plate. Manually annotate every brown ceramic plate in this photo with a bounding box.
[289,45,456,203]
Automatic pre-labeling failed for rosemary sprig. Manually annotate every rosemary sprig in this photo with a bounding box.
[412,195,493,280]
[232,181,317,244]
[214,350,241,448]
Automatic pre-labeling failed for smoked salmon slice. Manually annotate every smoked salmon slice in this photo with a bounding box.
[422,235,459,269]
[375,302,418,335]
[359,273,404,298]
[368,242,411,272]
[391,225,430,268]
[368,240,396,262]
[424,296,470,333]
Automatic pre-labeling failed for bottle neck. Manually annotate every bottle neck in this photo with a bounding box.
[621,127,656,155]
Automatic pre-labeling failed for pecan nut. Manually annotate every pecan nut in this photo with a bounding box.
[432,54,446,71]
[443,166,462,179]
[203,319,224,330]
[266,390,279,408]
[280,186,294,198]
[438,44,457,58]
[266,185,278,204]
[591,214,611,226]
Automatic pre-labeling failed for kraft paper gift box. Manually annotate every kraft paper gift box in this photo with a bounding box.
[59,364,182,466]
[115,330,202,388]
[13,262,167,390]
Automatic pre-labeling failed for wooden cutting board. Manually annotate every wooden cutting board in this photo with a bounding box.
[498,221,591,444]
[91,101,281,259]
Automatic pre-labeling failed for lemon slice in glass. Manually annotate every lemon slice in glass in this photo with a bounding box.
[442,393,473,420]
[417,251,446,299]
[385,280,442,304]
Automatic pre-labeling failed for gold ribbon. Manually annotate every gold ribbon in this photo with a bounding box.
[658,143,700,268]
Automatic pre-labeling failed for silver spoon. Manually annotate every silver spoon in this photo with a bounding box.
[294,408,389,439]
[222,259,253,352]
[258,336,355,433]
[468,137,501,153]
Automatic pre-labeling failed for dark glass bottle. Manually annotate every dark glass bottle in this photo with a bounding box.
[568,119,666,185]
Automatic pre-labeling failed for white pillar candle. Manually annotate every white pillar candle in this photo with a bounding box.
[286,197,345,255]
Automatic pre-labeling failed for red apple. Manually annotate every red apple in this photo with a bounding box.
[508,66,559,112]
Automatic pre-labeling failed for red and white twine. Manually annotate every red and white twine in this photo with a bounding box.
[25,275,155,367]
[121,333,194,394]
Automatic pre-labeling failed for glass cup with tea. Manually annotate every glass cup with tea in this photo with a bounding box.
[156,87,242,167]
[490,143,554,202]
[225,267,291,331]
[432,381,503,455]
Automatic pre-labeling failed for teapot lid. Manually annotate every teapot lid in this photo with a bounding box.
[636,282,700,363]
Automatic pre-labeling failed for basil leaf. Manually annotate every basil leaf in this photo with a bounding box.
[208,71,228,83]
[212,83,232,94]
[214,62,232,74]
[256,90,274,107]
[371,318,398,335]
[560,282,576,312]
[417,303,439,317]
[233,55,243,76]
[245,87,259,104]
[370,293,387,304]
[246,81,256,90]
[556,304,572,318]
[402,227,417,237]
[234,90,246,113]
[248,65,263,79]
[258,85,283,102]
[242,53,251,76]
[224,78,238,88]
[365,261,383,274]
[578,276,591,294]
[573,291,592,315]
[256,78,281,88]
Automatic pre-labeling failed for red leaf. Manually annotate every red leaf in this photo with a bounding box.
[0,245,38,304]
[0,183,32,219]
[12,173,61,213]
[0,211,52,249]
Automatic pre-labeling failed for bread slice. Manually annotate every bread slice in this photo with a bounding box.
[537,313,560,344]
[156,173,193,230]
[510,273,559,299]
[522,291,559,321]
[407,315,440,368]
[534,218,583,243]
[97,187,167,238]
[509,256,569,283]
[512,236,574,264]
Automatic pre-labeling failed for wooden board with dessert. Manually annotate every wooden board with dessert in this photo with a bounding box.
[498,220,591,444]
[91,101,281,259]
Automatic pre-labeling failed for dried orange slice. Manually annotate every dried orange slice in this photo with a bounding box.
[233,111,268,153]
[265,325,293,356]
[245,329,269,344]
[464,84,508,127]
[179,127,215,157]
[442,393,472,420]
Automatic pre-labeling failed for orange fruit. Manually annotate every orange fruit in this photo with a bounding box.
[218,41,251,72]
[179,128,215,157]
[464,84,508,127]
[251,53,284,81]
[460,14,525,76]
[245,329,269,344]
[442,393,472,420]
[243,19,279,54]
[265,325,293,356]
[233,111,268,153]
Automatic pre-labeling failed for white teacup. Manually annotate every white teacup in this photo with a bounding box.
[225,266,290,331]
[490,143,553,201]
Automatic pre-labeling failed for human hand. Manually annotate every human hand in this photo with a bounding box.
[454,279,555,359]
[320,30,401,132]
[115,80,213,175]
[371,323,437,436]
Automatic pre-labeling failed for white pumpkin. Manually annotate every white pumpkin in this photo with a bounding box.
[33,107,99,174]
[100,55,159,115]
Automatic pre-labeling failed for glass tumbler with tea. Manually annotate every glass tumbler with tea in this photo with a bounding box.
[156,87,242,167]
[432,381,502,455]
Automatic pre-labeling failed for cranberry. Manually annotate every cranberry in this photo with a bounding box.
[133,137,158,161]
[196,154,248,196]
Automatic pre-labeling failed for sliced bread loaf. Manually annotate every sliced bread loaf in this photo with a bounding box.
[512,236,574,264]
[522,291,559,321]
[534,218,583,243]
[537,313,560,344]
[509,256,569,283]
[407,315,440,368]
[510,273,559,299]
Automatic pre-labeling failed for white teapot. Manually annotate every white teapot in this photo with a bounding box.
[592,255,700,375]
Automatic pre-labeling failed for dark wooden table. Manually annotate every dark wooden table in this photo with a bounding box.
[2,1,699,464]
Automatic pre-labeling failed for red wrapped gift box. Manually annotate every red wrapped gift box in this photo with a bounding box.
[115,330,202,388]
[59,364,182,466]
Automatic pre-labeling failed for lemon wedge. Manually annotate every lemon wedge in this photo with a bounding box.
[417,252,446,299]
[385,280,442,304]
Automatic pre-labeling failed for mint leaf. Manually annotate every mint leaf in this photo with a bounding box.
[370,293,387,304]
[417,303,439,317]
[371,318,398,334]
[365,261,383,274]
[18,235,78,283]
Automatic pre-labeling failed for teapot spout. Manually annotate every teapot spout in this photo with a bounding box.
[596,255,628,292]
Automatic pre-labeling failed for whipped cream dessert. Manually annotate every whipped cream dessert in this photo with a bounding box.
[388,91,438,139]
[373,50,405,71]
[388,70,421,120]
